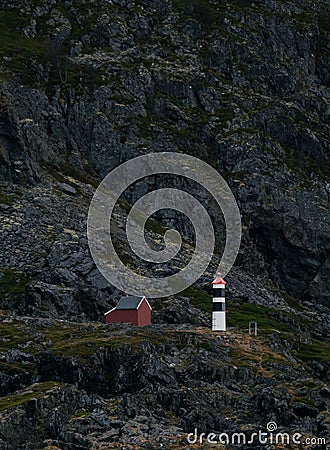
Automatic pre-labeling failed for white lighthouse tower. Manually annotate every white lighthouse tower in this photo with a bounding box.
[212,272,226,331]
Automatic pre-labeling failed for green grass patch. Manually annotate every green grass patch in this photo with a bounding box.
[225,126,259,136]
[293,340,330,362]
[47,232,57,243]
[0,10,46,81]
[45,59,108,95]
[0,269,28,299]
[0,320,34,350]
[283,148,303,171]
[0,381,63,411]
[301,380,318,389]
[117,198,168,236]
[227,303,293,334]
[172,0,221,28]
[318,12,330,32]
[0,188,22,205]
[0,9,108,90]
[293,396,316,406]
[149,299,164,311]
[229,345,286,372]
[305,155,330,180]
[42,324,172,358]
[40,323,218,359]
[283,147,330,181]
[45,161,99,188]
[231,0,254,7]
[229,347,261,367]
[162,123,193,139]
[135,118,155,139]
[42,325,105,356]
[145,217,168,236]
[292,11,314,30]
[280,291,304,312]
[215,108,235,126]
[172,0,253,30]
[70,410,89,421]
[0,360,29,373]
[181,286,212,314]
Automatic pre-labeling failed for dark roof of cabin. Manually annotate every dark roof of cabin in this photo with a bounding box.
[116,296,145,310]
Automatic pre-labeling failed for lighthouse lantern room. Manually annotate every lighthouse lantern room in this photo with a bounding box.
[212,273,226,331]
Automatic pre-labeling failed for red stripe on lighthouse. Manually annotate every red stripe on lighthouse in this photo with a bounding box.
[212,273,226,285]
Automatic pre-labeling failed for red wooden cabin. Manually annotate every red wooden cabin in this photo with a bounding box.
[104,296,152,326]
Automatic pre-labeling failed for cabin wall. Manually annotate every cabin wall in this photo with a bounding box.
[137,300,151,326]
[105,309,138,325]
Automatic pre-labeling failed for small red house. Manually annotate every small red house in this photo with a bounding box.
[104,296,152,326]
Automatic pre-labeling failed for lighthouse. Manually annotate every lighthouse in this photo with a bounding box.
[212,272,226,331]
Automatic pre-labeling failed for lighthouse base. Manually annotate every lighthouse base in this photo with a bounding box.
[212,312,226,331]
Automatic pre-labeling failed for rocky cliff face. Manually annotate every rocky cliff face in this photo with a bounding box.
[0,0,329,448]
[0,0,329,306]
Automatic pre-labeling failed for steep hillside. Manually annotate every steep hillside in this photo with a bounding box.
[0,0,329,448]
[0,0,329,305]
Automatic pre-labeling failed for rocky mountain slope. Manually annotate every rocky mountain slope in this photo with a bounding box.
[0,0,329,448]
